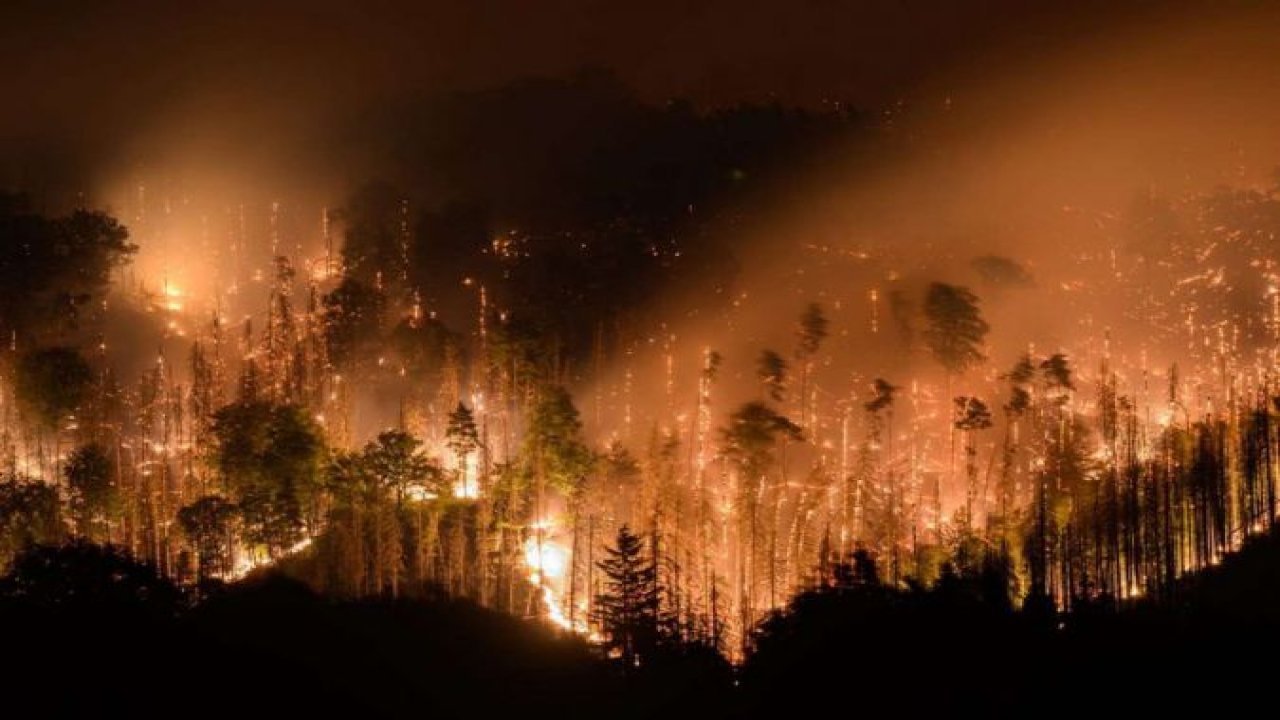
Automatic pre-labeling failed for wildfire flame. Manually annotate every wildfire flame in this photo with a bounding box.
[524,536,567,581]
[522,528,594,636]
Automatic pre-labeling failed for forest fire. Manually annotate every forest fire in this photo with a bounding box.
[28,189,1276,647]
[6,1,1280,716]
[524,531,583,633]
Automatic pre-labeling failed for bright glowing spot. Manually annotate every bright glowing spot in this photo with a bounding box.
[227,536,314,581]
[453,455,481,498]
[157,283,185,312]
[524,537,566,581]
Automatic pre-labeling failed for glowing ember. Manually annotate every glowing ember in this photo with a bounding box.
[453,455,481,499]
[227,537,314,581]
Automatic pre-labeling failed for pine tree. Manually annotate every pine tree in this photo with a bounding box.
[446,401,481,495]
[594,524,660,668]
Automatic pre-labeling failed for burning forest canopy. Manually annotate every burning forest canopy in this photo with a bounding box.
[6,1,1280,710]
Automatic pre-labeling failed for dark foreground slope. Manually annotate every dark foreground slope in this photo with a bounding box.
[0,543,628,719]
[739,538,1280,719]
[7,536,1280,719]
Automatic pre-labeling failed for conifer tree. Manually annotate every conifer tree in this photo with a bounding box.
[595,524,660,668]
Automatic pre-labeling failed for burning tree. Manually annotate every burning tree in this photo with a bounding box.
[795,302,828,428]
[720,401,802,648]
[923,282,989,535]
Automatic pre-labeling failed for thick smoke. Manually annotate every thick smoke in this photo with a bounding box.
[645,0,1280,429]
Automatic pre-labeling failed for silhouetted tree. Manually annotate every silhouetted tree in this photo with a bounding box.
[1041,352,1075,393]
[923,282,989,376]
[595,525,660,668]
[446,402,481,493]
[322,276,386,372]
[337,181,409,287]
[0,196,134,344]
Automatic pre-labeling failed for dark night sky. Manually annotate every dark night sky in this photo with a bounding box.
[1,0,1147,107]
[0,1,1164,140]
[3,0,1273,197]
